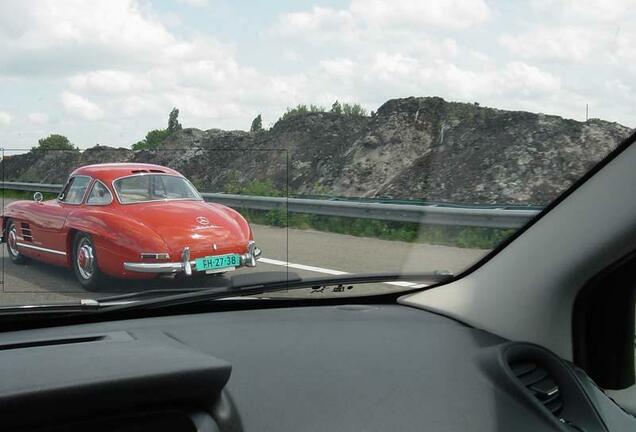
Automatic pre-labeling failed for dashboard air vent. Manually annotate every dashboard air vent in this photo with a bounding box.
[511,362,563,416]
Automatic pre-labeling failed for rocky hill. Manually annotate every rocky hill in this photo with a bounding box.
[1,97,631,205]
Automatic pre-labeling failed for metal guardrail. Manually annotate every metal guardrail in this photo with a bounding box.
[0,181,63,194]
[0,182,541,229]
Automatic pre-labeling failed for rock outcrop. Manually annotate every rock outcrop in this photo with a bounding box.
[1,97,631,205]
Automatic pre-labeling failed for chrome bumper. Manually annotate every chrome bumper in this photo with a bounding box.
[123,242,262,274]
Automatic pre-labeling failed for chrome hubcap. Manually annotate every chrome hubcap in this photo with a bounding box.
[7,227,19,257]
[76,239,95,280]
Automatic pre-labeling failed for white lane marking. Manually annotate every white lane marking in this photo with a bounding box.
[258,257,424,288]
[259,257,348,275]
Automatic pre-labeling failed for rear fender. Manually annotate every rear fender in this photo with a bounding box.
[208,203,253,241]
[65,210,169,278]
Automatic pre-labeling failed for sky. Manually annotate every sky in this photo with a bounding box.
[0,0,634,151]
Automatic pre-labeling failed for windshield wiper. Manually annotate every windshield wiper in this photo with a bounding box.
[0,270,454,317]
[95,270,453,314]
[0,299,103,315]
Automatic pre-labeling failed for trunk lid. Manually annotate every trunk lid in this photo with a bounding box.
[122,200,249,258]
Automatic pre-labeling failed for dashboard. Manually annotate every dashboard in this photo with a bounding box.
[0,304,634,431]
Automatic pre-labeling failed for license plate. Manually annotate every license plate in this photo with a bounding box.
[195,253,241,271]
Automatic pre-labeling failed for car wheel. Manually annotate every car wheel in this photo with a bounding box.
[72,232,103,290]
[6,220,28,264]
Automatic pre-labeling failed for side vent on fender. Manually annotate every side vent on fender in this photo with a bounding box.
[511,362,563,416]
[20,222,32,242]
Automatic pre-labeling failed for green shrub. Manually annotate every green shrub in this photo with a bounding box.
[342,102,368,117]
[32,134,78,152]
[278,104,326,122]
[132,108,181,151]
[132,129,170,151]
[1,189,58,200]
[223,174,283,197]
[239,207,513,249]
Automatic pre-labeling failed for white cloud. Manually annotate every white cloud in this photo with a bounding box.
[364,53,560,101]
[563,0,635,21]
[0,0,634,151]
[176,0,210,7]
[0,0,291,127]
[0,111,12,126]
[69,70,152,93]
[61,92,104,120]
[0,0,189,75]
[349,0,490,29]
[276,0,490,40]
[27,112,49,124]
[320,58,356,81]
[529,0,635,20]
[275,6,357,42]
[500,27,607,62]
[499,62,561,95]
[615,26,636,66]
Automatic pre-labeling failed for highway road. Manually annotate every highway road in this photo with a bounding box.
[0,224,486,305]
[0,198,487,306]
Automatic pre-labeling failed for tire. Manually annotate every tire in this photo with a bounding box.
[72,232,103,290]
[5,220,29,265]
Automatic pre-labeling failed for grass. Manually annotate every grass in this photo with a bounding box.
[1,189,58,200]
[221,181,515,249]
[240,208,514,249]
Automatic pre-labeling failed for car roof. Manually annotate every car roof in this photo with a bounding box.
[70,163,183,183]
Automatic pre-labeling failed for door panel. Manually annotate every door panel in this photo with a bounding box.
[19,200,70,264]
[28,200,68,232]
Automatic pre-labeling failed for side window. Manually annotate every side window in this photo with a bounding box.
[86,181,113,205]
[60,176,91,204]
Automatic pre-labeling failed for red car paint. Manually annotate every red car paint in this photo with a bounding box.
[1,163,254,279]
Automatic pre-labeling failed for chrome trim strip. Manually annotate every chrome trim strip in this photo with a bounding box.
[182,246,192,276]
[16,242,67,256]
[124,260,196,273]
[86,179,114,206]
[111,173,203,205]
[124,242,262,274]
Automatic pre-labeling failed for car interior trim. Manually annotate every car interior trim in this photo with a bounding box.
[400,137,636,361]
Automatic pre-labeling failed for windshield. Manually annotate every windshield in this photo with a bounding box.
[0,1,633,307]
[114,175,202,204]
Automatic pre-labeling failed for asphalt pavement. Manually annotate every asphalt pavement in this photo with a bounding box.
[0,223,486,305]
[0,196,487,305]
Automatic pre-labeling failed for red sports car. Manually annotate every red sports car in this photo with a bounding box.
[1,163,261,289]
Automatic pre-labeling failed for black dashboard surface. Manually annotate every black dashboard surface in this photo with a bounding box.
[0,304,632,431]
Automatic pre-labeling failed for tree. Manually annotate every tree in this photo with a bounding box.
[250,114,263,133]
[133,108,182,151]
[33,134,77,152]
[277,104,326,123]
[331,100,343,115]
[342,102,368,117]
[168,107,182,133]
[132,129,170,151]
